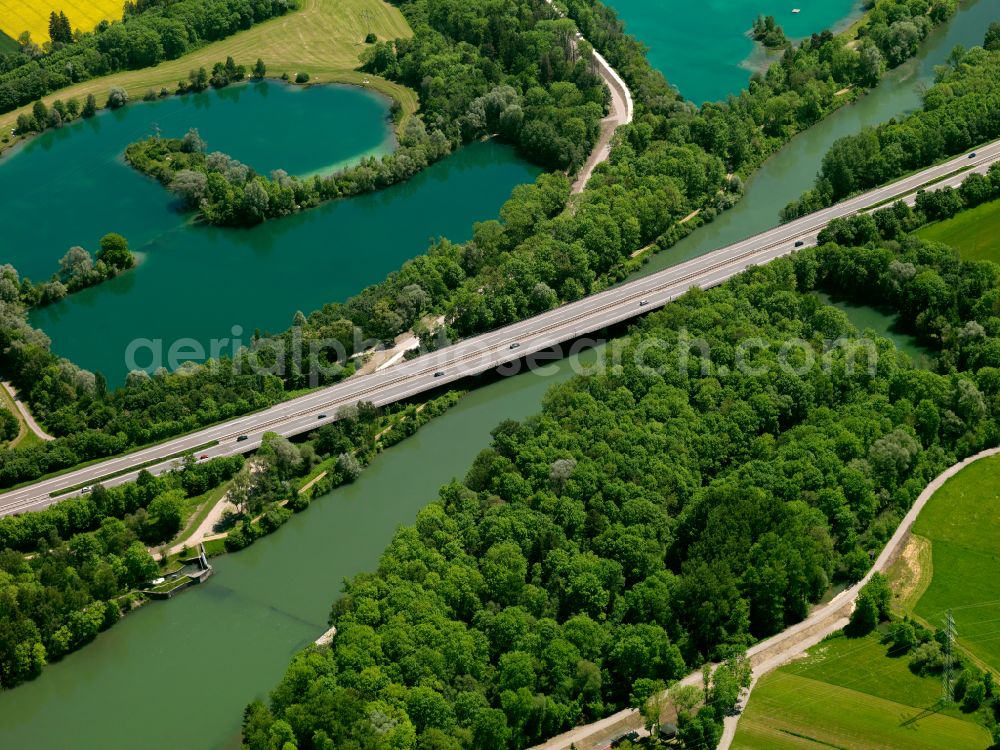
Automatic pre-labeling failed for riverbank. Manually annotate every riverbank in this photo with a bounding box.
[0,0,418,155]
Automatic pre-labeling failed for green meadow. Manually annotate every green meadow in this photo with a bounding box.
[911,454,1000,672]
[917,199,1000,262]
[733,634,992,749]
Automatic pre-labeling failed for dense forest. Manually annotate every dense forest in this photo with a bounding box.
[0,0,964,490]
[242,228,1000,748]
[0,0,294,114]
[784,32,1000,219]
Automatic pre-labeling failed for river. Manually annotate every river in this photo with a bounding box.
[0,81,540,385]
[0,2,993,747]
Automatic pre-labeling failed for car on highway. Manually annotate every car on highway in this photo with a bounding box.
[794,240,805,247]
[970,152,977,158]
[317,414,327,420]
[509,342,521,349]
[80,486,93,495]
[237,435,249,442]
[198,454,210,461]
[434,371,445,378]
[639,300,649,307]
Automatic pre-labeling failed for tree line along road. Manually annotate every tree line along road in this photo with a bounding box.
[1,140,999,518]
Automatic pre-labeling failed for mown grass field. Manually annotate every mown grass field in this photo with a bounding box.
[732,634,992,750]
[0,0,417,142]
[910,453,1000,672]
[916,198,1000,262]
[0,0,122,41]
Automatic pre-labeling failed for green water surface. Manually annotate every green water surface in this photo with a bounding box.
[607,0,865,103]
[814,291,933,367]
[0,2,993,747]
[0,81,539,384]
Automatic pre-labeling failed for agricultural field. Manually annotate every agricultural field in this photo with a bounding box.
[916,198,1000,262]
[0,0,418,138]
[732,634,992,750]
[909,453,1000,672]
[0,0,122,41]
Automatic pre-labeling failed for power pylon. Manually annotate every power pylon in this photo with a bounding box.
[942,609,956,704]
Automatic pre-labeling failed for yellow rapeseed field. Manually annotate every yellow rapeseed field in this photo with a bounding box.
[0,0,122,42]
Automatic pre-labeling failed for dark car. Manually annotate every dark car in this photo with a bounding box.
[794,240,805,247]
[610,732,640,748]
[434,371,445,378]
[236,435,249,442]
[510,342,521,349]
[317,414,327,420]
[969,152,977,158]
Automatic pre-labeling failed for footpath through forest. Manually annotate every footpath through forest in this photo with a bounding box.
[544,0,634,194]
[528,446,1000,750]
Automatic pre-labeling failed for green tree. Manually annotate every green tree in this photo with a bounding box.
[97,233,134,270]
[630,678,666,734]
[106,87,128,109]
[122,541,158,586]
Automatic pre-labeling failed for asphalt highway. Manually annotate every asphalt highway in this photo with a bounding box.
[2,140,998,517]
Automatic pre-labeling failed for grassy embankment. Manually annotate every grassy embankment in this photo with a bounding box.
[916,198,1000,262]
[733,633,992,749]
[0,0,418,148]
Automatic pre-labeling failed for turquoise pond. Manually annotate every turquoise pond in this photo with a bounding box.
[607,0,865,103]
[0,81,540,384]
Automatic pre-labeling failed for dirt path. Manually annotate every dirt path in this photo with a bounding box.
[543,0,634,194]
[156,492,235,559]
[529,446,1000,750]
[1,381,55,443]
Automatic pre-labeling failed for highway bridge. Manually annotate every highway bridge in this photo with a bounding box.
[2,140,999,517]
